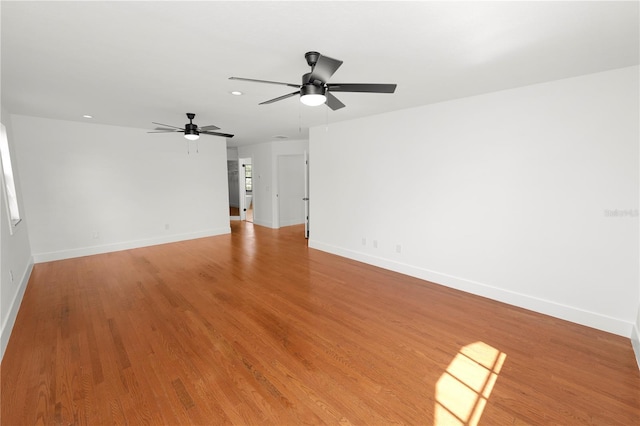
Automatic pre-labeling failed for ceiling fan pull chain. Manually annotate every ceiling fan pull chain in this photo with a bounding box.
[196,141,199,154]
[325,104,329,132]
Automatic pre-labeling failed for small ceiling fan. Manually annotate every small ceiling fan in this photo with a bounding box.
[230,51,397,110]
[148,113,234,140]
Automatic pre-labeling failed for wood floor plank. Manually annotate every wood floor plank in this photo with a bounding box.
[2,221,639,425]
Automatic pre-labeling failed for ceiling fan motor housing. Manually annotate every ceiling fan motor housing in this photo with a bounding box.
[301,83,325,96]
[185,113,198,136]
[185,123,199,136]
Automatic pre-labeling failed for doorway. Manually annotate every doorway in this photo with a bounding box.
[239,157,253,223]
[227,160,240,219]
[277,154,305,228]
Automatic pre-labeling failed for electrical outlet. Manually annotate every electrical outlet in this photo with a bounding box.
[396,244,402,253]
[165,223,170,230]
[373,240,378,249]
[92,231,99,239]
[361,237,366,246]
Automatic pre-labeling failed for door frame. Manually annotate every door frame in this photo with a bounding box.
[238,157,251,221]
[228,159,241,221]
[304,150,309,238]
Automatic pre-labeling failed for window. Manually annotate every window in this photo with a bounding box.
[0,123,22,229]
[244,164,252,192]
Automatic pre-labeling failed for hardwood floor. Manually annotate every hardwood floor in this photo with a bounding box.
[2,221,639,425]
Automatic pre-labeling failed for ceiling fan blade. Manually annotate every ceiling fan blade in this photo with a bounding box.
[327,83,397,93]
[199,125,221,131]
[229,77,299,88]
[325,92,346,111]
[147,130,181,133]
[152,122,185,130]
[309,54,343,83]
[201,131,235,138]
[259,90,300,105]
[153,126,181,131]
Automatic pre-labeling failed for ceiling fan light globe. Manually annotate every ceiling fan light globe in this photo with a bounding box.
[300,94,327,106]
[184,130,200,141]
[300,83,327,107]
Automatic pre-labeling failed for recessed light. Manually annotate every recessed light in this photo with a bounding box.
[230,91,243,96]
[273,135,288,139]
[83,115,93,119]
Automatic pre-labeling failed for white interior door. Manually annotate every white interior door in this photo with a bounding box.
[238,158,250,221]
[304,151,309,238]
[277,154,305,228]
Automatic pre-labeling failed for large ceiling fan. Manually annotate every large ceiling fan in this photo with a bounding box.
[230,51,397,110]
[148,113,234,140]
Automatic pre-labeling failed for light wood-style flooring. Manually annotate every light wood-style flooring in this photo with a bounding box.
[2,222,639,425]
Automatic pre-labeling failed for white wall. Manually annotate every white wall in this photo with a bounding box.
[11,115,231,262]
[0,106,33,361]
[310,66,639,337]
[637,103,640,365]
[634,304,640,368]
[238,139,309,228]
[226,147,238,161]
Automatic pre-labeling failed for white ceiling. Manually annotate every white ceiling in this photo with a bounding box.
[2,1,638,147]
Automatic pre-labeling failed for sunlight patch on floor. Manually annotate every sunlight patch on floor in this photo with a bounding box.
[434,341,506,425]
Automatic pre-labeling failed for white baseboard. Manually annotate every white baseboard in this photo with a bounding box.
[632,325,640,371]
[1,260,33,361]
[252,219,273,228]
[33,227,231,263]
[278,218,305,228]
[308,239,633,338]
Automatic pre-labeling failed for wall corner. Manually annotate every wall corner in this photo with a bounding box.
[634,305,640,371]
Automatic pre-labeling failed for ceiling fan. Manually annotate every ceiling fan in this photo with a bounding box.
[229,51,397,110]
[148,113,234,140]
